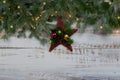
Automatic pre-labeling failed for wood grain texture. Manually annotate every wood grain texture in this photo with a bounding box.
[0,33,120,80]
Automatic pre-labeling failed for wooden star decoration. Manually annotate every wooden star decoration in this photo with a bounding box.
[49,18,78,52]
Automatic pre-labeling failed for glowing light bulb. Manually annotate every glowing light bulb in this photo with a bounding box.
[109,1,112,5]
[51,14,54,17]
[17,5,21,9]
[3,0,6,3]
[40,14,42,17]
[100,26,103,29]
[33,27,36,30]
[76,18,80,21]
[116,30,119,34]
[43,2,46,5]
[10,25,14,28]
[58,30,61,33]
[68,14,71,18]
[117,16,120,19]
[35,16,39,21]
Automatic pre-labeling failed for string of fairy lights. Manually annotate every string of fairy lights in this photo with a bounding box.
[0,0,81,30]
[0,0,120,39]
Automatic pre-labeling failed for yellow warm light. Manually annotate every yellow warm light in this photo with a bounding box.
[76,18,80,21]
[116,30,119,34]
[109,2,112,5]
[35,16,39,21]
[117,16,120,19]
[68,14,71,18]
[58,30,61,34]
[17,5,21,9]
[3,0,6,3]
[51,14,54,17]
[33,27,36,30]
[43,2,46,5]
[100,26,103,29]
[10,25,14,28]
[64,34,69,38]
[40,14,42,17]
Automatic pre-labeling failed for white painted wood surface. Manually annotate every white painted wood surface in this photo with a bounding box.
[0,33,120,80]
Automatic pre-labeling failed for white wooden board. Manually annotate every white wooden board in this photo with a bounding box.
[0,33,120,80]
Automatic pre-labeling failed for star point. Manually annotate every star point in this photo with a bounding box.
[49,18,78,52]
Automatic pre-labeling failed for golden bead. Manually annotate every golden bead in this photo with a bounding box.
[64,34,69,41]
[64,34,69,38]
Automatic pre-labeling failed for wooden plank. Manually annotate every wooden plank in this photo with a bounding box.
[0,33,120,80]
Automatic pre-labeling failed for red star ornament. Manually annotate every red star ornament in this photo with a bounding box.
[49,18,78,52]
